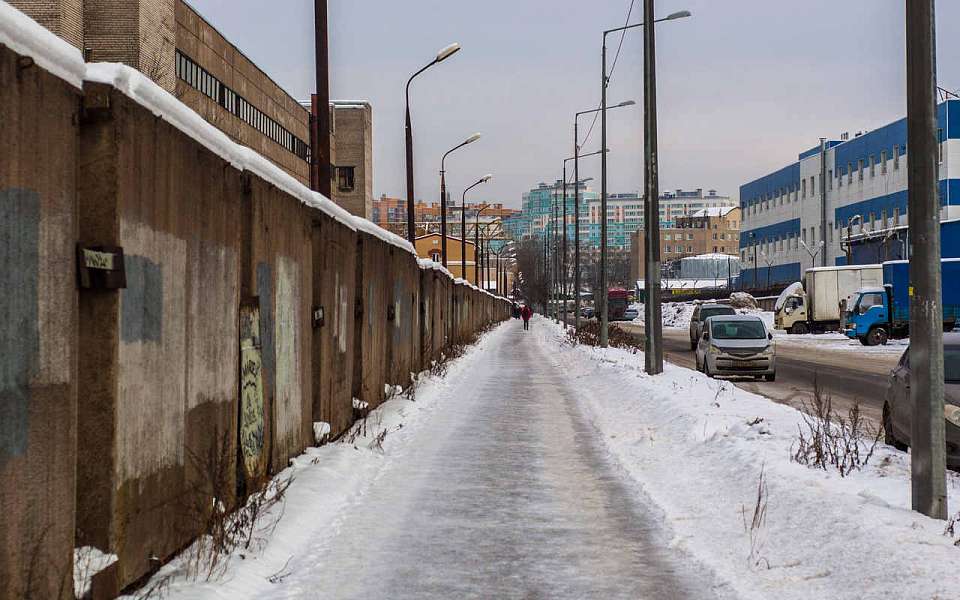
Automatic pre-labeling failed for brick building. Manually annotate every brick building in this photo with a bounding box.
[330,101,373,218]
[630,207,741,279]
[12,0,317,188]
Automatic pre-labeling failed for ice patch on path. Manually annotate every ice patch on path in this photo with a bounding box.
[537,317,960,599]
[74,547,118,599]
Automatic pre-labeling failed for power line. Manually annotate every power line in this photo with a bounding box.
[578,0,636,151]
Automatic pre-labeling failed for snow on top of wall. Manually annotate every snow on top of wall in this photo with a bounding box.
[0,1,85,89]
[83,63,361,232]
[351,216,416,256]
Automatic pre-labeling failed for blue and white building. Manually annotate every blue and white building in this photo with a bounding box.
[739,100,960,287]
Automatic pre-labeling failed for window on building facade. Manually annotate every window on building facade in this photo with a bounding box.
[939,128,944,163]
[337,166,356,192]
[665,245,672,253]
[894,145,900,170]
[894,207,900,225]
[858,159,864,181]
[801,179,806,198]
[828,169,833,190]
[869,155,875,177]
[882,208,888,228]
[802,229,807,244]
[869,212,875,228]
[848,162,853,183]
[811,176,816,196]
[881,150,888,174]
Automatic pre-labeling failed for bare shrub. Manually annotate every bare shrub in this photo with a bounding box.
[565,320,642,352]
[740,466,770,570]
[175,432,294,583]
[791,376,882,477]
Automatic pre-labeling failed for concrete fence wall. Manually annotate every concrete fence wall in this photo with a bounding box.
[0,38,510,600]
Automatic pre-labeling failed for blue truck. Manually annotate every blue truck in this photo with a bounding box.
[844,259,960,345]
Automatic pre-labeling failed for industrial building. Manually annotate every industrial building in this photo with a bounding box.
[739,100,960,287]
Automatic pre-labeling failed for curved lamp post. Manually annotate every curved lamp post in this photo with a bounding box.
[404,42,461,244]
[474,203,492,285]
[601,9,690,353]
[461,175,492,280]
[440,132,481,266]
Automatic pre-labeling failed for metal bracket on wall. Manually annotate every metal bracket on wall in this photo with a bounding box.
[312,305,325,328]
[76,244,126,289]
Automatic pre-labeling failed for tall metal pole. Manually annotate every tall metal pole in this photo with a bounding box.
[600,35,610,346]
[405,93,417,244]
[562,163,568,326]
[906,0,946,519]
[461,204,467,279]
[819,137,828,267]
[643,0,664,374]
[475,209,482,285]
[440,167,448,266]
[313,0,331,197]
[574,121,581,331]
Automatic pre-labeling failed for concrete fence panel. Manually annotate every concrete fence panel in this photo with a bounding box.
[0,42,80,600]
[75,83,243,593]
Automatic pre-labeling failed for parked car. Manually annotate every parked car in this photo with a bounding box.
[884,333,960,467]
[623,306,639,320]
[695,315,776,381]
[581,306,595,319]
[689,303,737,350]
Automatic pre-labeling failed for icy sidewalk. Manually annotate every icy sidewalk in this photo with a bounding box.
[126,326,508,600]
[536,318,960,599]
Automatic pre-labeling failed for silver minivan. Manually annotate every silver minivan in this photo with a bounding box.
[695,315,776,381]
[689,303,737,350]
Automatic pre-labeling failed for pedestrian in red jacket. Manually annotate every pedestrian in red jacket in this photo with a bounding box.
[521,305,533,330]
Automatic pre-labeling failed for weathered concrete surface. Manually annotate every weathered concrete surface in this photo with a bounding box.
[76,84,242,593]
[0,43,79,600]
[310,209,356,439]
[352,235,391,410]
[243,176,313,474]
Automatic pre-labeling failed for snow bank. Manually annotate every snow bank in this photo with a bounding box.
[0,1,85,89]
[538,319,960,599]
[74,546,118,599]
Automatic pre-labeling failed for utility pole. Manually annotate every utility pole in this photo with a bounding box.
[574,123,581,331]
[599,35,610,346]
[562,168,568,326]
[643,0,664,374]
[906,0,946,519]
[313,0,331,197]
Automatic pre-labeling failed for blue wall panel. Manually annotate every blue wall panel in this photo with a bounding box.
[740,218,802,249]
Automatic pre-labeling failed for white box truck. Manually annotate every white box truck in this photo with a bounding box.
[774,264,883,334]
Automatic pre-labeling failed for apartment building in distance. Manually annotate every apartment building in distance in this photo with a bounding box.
[372,195,516,238]
[12,0,374,218]
[630,207,741,279]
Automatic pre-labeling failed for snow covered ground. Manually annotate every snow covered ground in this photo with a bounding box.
[536,318,960,599]
[131,318,960,599]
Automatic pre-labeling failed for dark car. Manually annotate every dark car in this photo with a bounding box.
[884,333,960,467]
[689,303,737,350]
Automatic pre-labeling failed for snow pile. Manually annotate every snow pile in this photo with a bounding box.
[0,1,85,89]
[538,319,960,599]
[74,546,118,599]
[661,302,696,328]
[728,291,757,309]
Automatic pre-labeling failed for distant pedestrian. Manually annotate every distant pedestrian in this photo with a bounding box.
[521,305,533,330]
[512,303,521,319]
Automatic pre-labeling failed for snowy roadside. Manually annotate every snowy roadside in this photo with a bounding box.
[539,317,960,599]
[123,326,505,600]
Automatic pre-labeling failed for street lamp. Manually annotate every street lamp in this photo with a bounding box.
[575,105,632,332]
[602,10,689,352]
[440,132,481,266]
[404,42,461,244]
[799,239,824,273]
[474,203,492,286]
[461,175,492,281]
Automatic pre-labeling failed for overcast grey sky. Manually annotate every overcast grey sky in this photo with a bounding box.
[189,0,960,208]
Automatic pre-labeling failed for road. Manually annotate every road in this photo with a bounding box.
[616,322,901,423]
[277,320,720,599]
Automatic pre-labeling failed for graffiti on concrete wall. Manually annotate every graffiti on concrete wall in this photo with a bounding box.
[239,300,265,483]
